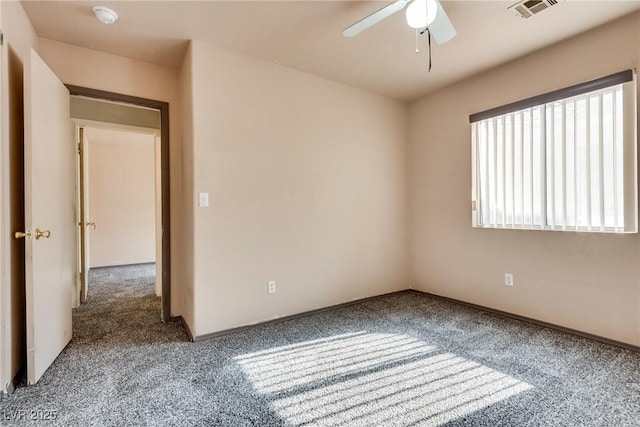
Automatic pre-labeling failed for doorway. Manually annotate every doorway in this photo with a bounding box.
[14,52,173,387]
[68,85,171,322]
[77,125,160,307]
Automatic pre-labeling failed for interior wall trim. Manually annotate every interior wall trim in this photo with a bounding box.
[414,290,640,353]
[193,288,639,353]
[172,316,193,342]
[1,366,24,398]
[192,290,409,342]
[91,262,156,270]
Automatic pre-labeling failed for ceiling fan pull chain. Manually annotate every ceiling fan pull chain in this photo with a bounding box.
[415,28,419,53]
[419,26,432,72]
[427,28,432,72]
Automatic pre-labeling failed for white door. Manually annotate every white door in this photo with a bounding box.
[23,49,75,385]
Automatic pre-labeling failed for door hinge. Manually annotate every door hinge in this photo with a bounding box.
[0,31,4,46]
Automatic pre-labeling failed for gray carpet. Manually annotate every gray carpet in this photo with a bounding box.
[2,264,639,426]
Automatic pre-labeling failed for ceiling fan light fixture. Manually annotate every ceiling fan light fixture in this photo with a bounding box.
[406,0,437,29]
[92,6,118,25]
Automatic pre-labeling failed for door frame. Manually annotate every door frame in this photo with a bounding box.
[77,125,87,305]
[66,85,172,322]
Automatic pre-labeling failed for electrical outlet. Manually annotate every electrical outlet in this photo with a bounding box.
[267,280,276,294]
[504,273,514,287]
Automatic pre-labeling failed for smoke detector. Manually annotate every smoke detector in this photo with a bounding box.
[509,0,560,19]
[93,6,118,25]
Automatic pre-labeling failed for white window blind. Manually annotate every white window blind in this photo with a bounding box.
[471,71,637,233]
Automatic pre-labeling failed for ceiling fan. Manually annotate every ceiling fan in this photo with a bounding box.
[343,0,456,45]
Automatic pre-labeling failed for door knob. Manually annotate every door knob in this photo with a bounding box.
[86,221,96,230]
[15,230,32,240]
[35,229,51,239]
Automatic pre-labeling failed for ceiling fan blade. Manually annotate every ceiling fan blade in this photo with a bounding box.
[427,0,456,44]
[343,0,410,37]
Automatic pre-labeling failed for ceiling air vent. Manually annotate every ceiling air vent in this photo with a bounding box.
[509,0,560,19]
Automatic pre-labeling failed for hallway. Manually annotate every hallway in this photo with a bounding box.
[76,264,181,345]
[3,264,191,426]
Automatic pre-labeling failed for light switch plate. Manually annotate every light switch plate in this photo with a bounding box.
[505,273,514,287]
[268,280,276,294]
[198,192,209,207]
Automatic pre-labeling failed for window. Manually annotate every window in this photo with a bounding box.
[470,70,637,233]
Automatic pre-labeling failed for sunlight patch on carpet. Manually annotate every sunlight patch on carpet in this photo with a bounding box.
[235,332,533,425]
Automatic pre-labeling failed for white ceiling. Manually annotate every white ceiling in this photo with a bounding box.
[21,1,640,101]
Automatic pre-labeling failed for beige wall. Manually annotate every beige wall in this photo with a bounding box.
[187,40,408,337]
[85,127,156,268]
[3,3,636,397]
[178,43,195,333]
[408,12,640,346]
[37,39,184,316]
[0,0,39,394]
[0,0,4,391]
